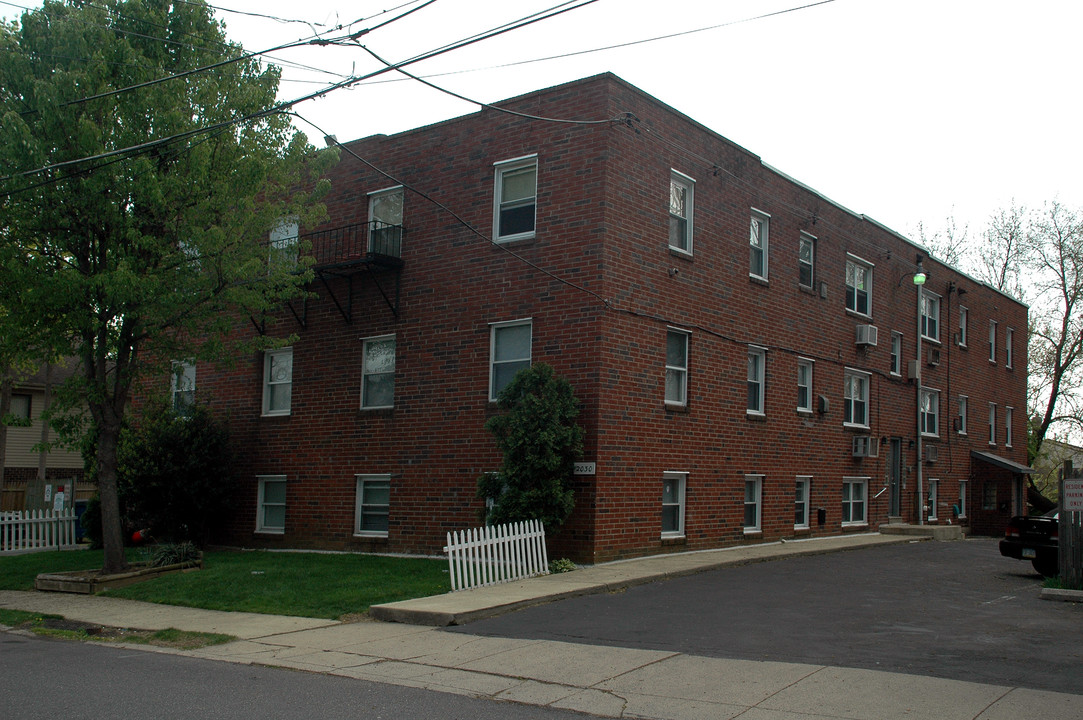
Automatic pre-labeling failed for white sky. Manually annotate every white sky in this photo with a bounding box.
[5,0,1082,244]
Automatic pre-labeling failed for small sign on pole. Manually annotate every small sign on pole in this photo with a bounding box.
[1063,480,1083,512]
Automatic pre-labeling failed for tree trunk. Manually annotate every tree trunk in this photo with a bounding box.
[97,419,128,574]
[0,375,10,490]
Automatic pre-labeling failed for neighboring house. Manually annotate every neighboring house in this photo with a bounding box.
[1,362,86,511]
[174,73,1030,562]
[1030,438,1083,506]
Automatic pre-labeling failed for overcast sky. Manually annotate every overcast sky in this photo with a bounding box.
[5,0,1081,247]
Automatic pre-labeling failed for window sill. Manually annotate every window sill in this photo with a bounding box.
[796,408,813,416]
[261,412,291,419]
[841,523,869,530]
[665,402,690,413]
[255,529,284,535]
[496,232,537,245]
[354,532,389,539]
[798,283,816,295]
[669,247,694,260]
[746,411,767,422]
[845,309,872,321]
[921,336,941,346]
[843,423,871,431]
[359,407,394,418]
[660,534,686,544]
[743,529,762,536]
[749,274,769,288]
[794,525,811,534]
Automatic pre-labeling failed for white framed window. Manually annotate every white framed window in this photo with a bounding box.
[662,471,686,538]
[666,329,690,407]
[269,217,299,269]
[171,360,195,416]
[490,319,532,401]
[750,209,769,280]
[797,358,813,413]
[927,479,939,522]
[1005,406,1013,448]
[9,392,31,420]
[843,369,870,428]
[799,233,815,288]
[958,306,968,347]
[842,477,868,526]
[958,480,968,519]
[493,156,537,242]
[989,320,997,363]
[845,256,872,317]
[355,474,390,537]
[747,347,766,415]
[361,335,395,409]
[368,186,404,255]
[920,290,940,342]
[957,395,968,435]
[795,477,811,529]
[1005,327,1014,369]
[920,387,940,437]
[988,403,996,445]
[669,171,694,254]
[744,474,763,533]
[890,332,902,376]
[256,475,286,534]
[262,348,293,416]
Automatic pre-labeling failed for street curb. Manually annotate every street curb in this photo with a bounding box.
[1040,587,1083,603]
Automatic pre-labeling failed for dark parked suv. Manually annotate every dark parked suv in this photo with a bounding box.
[999,508,1059,577]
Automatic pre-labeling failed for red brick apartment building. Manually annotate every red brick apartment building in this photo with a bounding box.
[176,73,1029,562]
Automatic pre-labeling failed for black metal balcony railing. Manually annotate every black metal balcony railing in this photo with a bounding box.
[301,221,403,270]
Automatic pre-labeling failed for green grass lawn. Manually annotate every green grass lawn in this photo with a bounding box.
[0,548,451,619]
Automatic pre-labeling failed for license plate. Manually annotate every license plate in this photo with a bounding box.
[1022,548,1036,559]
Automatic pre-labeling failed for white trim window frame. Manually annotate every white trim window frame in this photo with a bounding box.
[957,395,968,435]
[798,232,815,288]
[668,170,695,255]
[355,474,391,537]
[1005,406,1013,448]
[795,477,811,529]
[920,387,940,437]
[843,368,870,428]
[958,480,968,519]
[989,320,997,363]
[958,306,968,347]
[666,328,690,407]
[750,209,770,280]
[920,290,941,343]
[171,359,196,416]
[890,331,903,376]
[927,479,939,522]
[662,471,687,538]
[1005,327,1014,369]
[489,318,532,401]
[493,155,538,242]
[368,185,404,255]
[269,217,299,269]
[744,474,763,533]
[256,475,286,534]
[262,348,293,416]
[361,334,396,409]
[841,477,868,526]
[845,255,873,317]
[797,358,814,413]
[747,346,767,416]
[988,403,997,445]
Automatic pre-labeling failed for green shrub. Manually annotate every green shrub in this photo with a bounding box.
[149,542,201,567]
[548,558,577,573]
[477,363,584,533]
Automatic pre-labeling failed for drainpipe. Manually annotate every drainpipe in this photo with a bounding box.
[914,257,926,526]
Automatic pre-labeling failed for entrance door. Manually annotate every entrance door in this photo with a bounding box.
[889,438,902,517]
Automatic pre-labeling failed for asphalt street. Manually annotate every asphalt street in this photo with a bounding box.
[452,538,1083,695]
[0,631,598,720]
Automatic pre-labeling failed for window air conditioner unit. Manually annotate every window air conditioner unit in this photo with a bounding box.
[855,324,878,347]
[925,445,938,463]
[927,348,941,367]
[852,435,879,458]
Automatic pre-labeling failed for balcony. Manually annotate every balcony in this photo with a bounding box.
[303,221,404,272]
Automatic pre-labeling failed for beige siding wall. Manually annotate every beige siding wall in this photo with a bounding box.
[4,387,83,470]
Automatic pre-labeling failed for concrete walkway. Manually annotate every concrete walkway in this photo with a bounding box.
[3,533,1081,719]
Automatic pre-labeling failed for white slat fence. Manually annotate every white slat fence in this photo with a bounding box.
[0,509,78,554]
[444,519,549,591]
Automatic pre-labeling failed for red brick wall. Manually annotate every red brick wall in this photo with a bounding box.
[183,74,1027,562]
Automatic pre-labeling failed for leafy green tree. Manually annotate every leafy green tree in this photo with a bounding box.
[477,363,584,533]
[0,1,335,572]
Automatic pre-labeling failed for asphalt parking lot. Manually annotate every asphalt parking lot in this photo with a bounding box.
[453,537,1083,695]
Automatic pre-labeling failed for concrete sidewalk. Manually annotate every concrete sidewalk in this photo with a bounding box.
[3,533,1082,719]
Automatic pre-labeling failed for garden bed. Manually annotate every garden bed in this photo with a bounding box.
[35,559,202,594]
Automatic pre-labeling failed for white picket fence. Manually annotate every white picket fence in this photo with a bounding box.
[444,519,549,591]
[0,509,78,554]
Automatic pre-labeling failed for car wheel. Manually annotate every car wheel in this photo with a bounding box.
[1031,558,1058,577]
